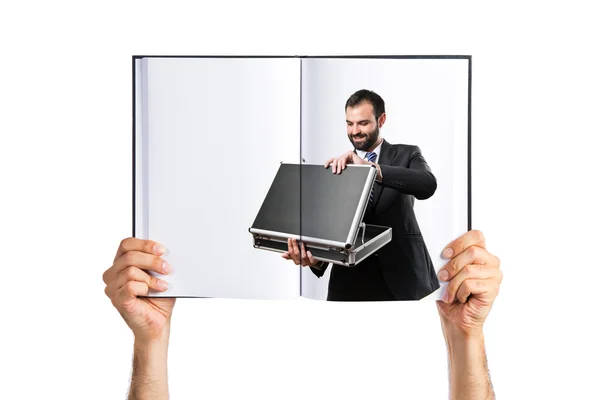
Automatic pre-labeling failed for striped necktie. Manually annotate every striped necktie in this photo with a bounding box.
[366,152,377,207]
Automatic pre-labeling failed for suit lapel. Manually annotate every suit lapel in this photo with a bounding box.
[377,139,393,167]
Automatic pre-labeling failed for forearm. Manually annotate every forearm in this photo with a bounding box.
[378,164,437,199]
[443,327,495,400]
[129,332,170,400]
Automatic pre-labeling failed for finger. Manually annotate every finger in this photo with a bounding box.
[281,252,291,259]
[286,239,298,263]
[441,230,486,260]
[114,237,166,262]
[324,158,335,169]
[104,250,172,285]
[336,158,344,174]
[443,265,503,303]
[116,266,169,293]
[306,250,317,265]
[438,245,491,282]
[341,156,347,170]
[106,250,172,285]
[290,239,301,265]
[118,281,150,301]
[300,243,309,266]
[454,279,500,304]
[105,266,168,298]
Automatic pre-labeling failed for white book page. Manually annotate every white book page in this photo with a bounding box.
[300,58,469,301]
[136,57,301,299]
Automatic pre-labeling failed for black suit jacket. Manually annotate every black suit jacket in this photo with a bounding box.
[310,140,440,300]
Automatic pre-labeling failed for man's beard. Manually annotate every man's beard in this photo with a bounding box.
[349,125,380,151]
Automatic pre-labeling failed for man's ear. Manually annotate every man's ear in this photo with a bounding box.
[378,113,386,128]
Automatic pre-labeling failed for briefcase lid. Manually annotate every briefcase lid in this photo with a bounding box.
[249,163,376,249]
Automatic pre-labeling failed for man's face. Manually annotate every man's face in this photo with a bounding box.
[346,102,380,151]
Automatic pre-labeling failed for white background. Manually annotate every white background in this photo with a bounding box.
[300,58,469,299]
[1,1,599,399]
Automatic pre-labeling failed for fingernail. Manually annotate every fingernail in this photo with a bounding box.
[438,270,449,281]
[307,251,312,257]
[153,244,166,255]
[162,261,172,274]
[157,280,169,291]
[442,248,454,259]
[442,290,450,303]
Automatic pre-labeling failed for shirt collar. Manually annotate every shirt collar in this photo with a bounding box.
[356,137,384,160]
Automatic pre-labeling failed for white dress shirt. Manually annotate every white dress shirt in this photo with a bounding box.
[356,137,384,164]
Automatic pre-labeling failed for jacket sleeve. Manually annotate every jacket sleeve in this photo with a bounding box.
[378,146,437,200]
[309,261,329,278]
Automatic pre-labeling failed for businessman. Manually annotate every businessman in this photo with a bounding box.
[283,89,439,301]
[103,230,502,399]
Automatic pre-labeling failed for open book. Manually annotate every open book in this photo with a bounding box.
[133,56,470,301]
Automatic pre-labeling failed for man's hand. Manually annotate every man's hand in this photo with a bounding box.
[324,150,368,174]
[436,230,502,400]
[281,238,321,267]
[324,150,382,180]
[436,230,502,336]
[103,237,175,343]
[104,238,174,399]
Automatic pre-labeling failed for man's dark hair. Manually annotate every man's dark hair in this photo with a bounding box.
[345,89,386,120]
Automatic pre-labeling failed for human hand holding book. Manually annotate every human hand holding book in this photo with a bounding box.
[103,238,174,341]
[103,238,174,400]
[103,230,501,399]
[437,230,502,400]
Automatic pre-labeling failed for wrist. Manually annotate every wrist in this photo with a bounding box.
[374,163,382,181]
[134,336,170,353]
[132,331,170,374]
[134,324,171,351]
[442,322,484,344]
[441,322,486,362]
